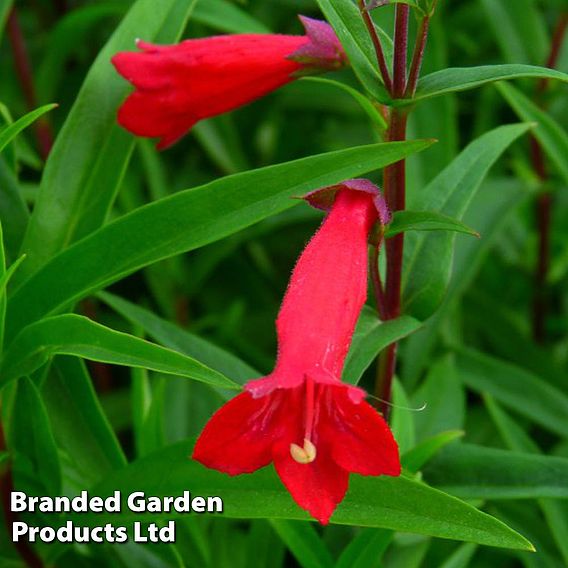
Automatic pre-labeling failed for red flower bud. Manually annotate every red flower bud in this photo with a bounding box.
[111,16,346,149]
[193,181,400,524]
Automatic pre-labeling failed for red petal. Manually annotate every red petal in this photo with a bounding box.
[273,437,348,525]
[325,388,401,477]
[192,391,278,475]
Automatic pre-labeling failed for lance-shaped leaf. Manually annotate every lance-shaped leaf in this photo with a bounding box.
[497,81,568,186]
[6,140,433,341]
[386,210,479,238]
[69,441,533,551]
[0,104,57,153]
[17,0,198,283]
[425,443,568,500]
[414,65,568,103]
[0,315,238,389]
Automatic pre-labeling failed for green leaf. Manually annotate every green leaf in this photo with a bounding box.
[335,528,392,568]
[343,308,422,384]
[412,354,465,441]
[44,356,126,485]
[0,0,13,44]
[386,210,480,238]
[0,157,29,263]
[10,377,62,497]
[98,291,258,385]
[192,0,270,33]
[402,430,464,473]
[0,252,25,354]
[0,104,57,154]
[438,542,478,568]
[390,380,415,454]
[415,65,568,103]
[17,0,198,283]
[456,347,568,438]
[403,178,528,386]
[484,397,568,566]
[75,440,533,550]
[497,81,568,186]
[7,139,433,340]
[479,0,548,65]
[403,123,530,319]
[36,3,128,101]
[0,314,238,390]
[425,443,568,500]
[270,520,334,568]
[302,77,388,133]
[315,0,391,103]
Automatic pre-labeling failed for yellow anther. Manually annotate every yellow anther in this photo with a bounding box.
[290,438,317,464]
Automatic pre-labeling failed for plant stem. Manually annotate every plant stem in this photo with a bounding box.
[392,4,409,97]
[405,15,430,98]
[6,7,53,159]
[531,13,568,343]
[357,0,393,94]
[370,245,387,320]
[376,107,408,418]
[374,3,410,419]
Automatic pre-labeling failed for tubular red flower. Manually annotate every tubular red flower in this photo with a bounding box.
[111,16,346,149]
[193,181,400,524]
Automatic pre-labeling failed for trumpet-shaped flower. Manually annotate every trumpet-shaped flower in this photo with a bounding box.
[193,180,400,524]
[112,16,346,149]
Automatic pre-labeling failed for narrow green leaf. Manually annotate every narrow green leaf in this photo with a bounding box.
[403,123,530,319]
[438,542,478,568]
[386,210,480,238]
[415,65,568,103]
[18,0,198,282]
[44,356,126,485]
[485,397,568,565]
[0,104,57,154]
[37,3,128,101]
[497,81,568,186]
[335,528,392,568]
[0,0,13,44]
[391,380,415,455]
[0,252,25,354]
[0,315,238,389]
[7,140,433,340]
[0,157,29,262]
[73,441,533,550]
[403,179,527,385]
[479,0,549,64]
[456,347,568,438]
[302,77,388,133]
[412,354,465,441]
[270,520,334,568]
[425,443,568,500]
[343,308,422,384]
[10,377,62,497]
[98,291,258,385]
[402,430,464,473]
[192,0,270,33]
[315,0,391,103]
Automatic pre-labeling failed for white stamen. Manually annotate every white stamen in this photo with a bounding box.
[290,438,317,464]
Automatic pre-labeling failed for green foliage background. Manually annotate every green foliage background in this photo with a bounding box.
[0,0,567,566]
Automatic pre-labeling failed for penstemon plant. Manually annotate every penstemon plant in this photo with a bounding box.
[0,1,567,567]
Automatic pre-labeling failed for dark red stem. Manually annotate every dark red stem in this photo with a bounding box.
[392,4,409,97]
[370,245,388,320]
[6,7,53,159]
[357,0,393,94]
[405,15,430,98]
[531,13,568,343]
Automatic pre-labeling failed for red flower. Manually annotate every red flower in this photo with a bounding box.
[193,181,400,524]
[112,17,346,149]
